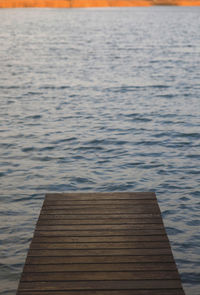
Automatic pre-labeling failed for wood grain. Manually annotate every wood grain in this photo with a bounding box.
[17,192,185,295]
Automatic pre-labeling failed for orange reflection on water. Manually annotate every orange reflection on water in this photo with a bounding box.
[153,0,200,4]
[0,0,151,7]
[71,0,151,7]
[0,0,70,8]
[0,0,200,8]
[177,0,200,4]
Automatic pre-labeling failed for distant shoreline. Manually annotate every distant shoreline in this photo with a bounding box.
[1,0,200,8]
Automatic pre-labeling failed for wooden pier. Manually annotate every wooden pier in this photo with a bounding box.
[17,192,185,295]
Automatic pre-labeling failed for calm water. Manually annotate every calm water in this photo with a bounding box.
[0,6,200,295]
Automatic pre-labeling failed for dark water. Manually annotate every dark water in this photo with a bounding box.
[0,6,200,295]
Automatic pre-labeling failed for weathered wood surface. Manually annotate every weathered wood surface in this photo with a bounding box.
[17,192,185,295]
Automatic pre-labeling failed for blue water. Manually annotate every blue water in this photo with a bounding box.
[0,6,200,295]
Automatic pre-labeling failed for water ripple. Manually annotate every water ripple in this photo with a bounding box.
[0,6,200,295]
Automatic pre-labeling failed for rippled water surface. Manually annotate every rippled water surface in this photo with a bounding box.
[0,6,200,295]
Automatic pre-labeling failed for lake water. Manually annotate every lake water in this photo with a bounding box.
[0,6,200,295]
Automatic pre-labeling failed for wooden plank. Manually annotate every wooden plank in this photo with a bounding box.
[25,255,176,264]
[23,262,177,272]
[35,224,164,231]
[17,192,185,295]
[43,200,157,206]
[32,235,168,243]
[37,217,163,224]
[45,192,156,200]
[17,290,185,295]
[43,199,157,207]
[38,213,162,220]
[28,248,172,256]
[21,270,180,281]
[30,241,170,249]
[41,206,159,214]
[18,280,183,290]
[34,229,166,236]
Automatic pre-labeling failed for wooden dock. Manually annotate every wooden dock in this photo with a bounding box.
[17,192,185,295]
